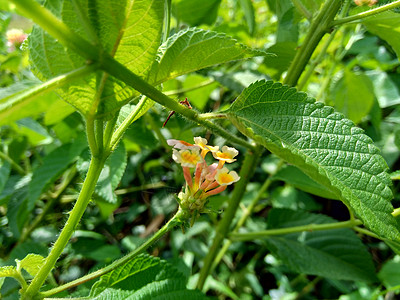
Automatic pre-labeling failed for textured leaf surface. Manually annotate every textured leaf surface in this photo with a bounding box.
[18,254,45,276]
[90,254,208,299]
[29,0,164,118]
[28,135,87,210]
[150,28,269,84]
[0,266,18,279]
[265,209,377,282]
[363,11,400,59]
[227,80,399,240]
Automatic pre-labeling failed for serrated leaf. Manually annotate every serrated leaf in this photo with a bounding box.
[363,11,400,59]
[172,0,221,26]
[17,254,45,276]
[29,0,164,119]
[265,209,377,282]
[90,254,207,299]
[77,143,127,203]
[328,70,374,124]
[150,28,269,85]
[0,266,18,279]
[28,135,87,211]
[227,80,399,240]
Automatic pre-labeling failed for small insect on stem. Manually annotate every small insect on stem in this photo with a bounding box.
[162,98,192,127]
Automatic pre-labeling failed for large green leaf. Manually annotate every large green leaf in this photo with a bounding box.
[363,11,400,60]
[264,209,378,282]
[150,28,269,85]
[227,80,399,240]
[29,0,164,119]
[90,254,208,299]
[17,254,45,276]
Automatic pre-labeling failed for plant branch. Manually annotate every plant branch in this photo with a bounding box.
[40,208,185,298]
[284,0,342,86]
[10,0,254,151]
[230,219,363,241]
[22,156,107,299]
[196,145,263,290]
[291,0,313,20]
[331,0,400,26]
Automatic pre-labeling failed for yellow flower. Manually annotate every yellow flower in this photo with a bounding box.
[212,146,239,163]
[214,167,240,186]
[172,148,203,168]
[194,137,219,154]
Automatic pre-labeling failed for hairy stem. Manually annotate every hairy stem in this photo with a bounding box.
[40,208,184,297]
[196,146,263,290]
[22,156,106,299]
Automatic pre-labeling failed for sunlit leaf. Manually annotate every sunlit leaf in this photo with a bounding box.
[228,80,399,240]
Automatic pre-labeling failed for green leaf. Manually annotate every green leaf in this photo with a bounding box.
[265,209,378,282]
[378,259,400,290]
[29,0,164,119]
[0,159,11,196]
[151,28,269,85]
[0,80,59,125]
[17,254,45,276]
[77,143,127,203]
[363,11,400,59]
[90,254,208,299]
[28,135,87,211]
[227,80,399,240]
[239,0,256,36]
[328,70,374,124]
[366,70,400,108]
[172,0,221,26]
[272,165,338,200]
[0,266,18,279]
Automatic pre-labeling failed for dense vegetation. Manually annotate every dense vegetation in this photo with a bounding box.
[1,0,400,299]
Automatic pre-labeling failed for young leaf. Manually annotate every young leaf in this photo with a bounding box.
[227,80,399,240]
[90,254,207,299]
[265,209,378,282]
[29,0,164,119]
[17,254,45,276]
[150,28,269,85]
[0,266,18,279]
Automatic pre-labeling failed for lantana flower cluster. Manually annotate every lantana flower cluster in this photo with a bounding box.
[168,137,240,222]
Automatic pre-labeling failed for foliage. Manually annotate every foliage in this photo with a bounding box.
[1,0,400,299]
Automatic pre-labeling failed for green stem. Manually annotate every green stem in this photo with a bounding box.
[196,146,263,290]
[103,114,119,149]
[198,112,227,120]
[393,207,400,218]
[86,117,99,157]
[40,208,184,298]
[0,150,26,176]
[19,167,78,244]
[10,0,254,151]
[331,0,400,26]
[22,156,106,300]
[230,219,362,241]
[211,160,284,271]
[162,0,172,42]
[283,0,342,86]
[0,64,97,123]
